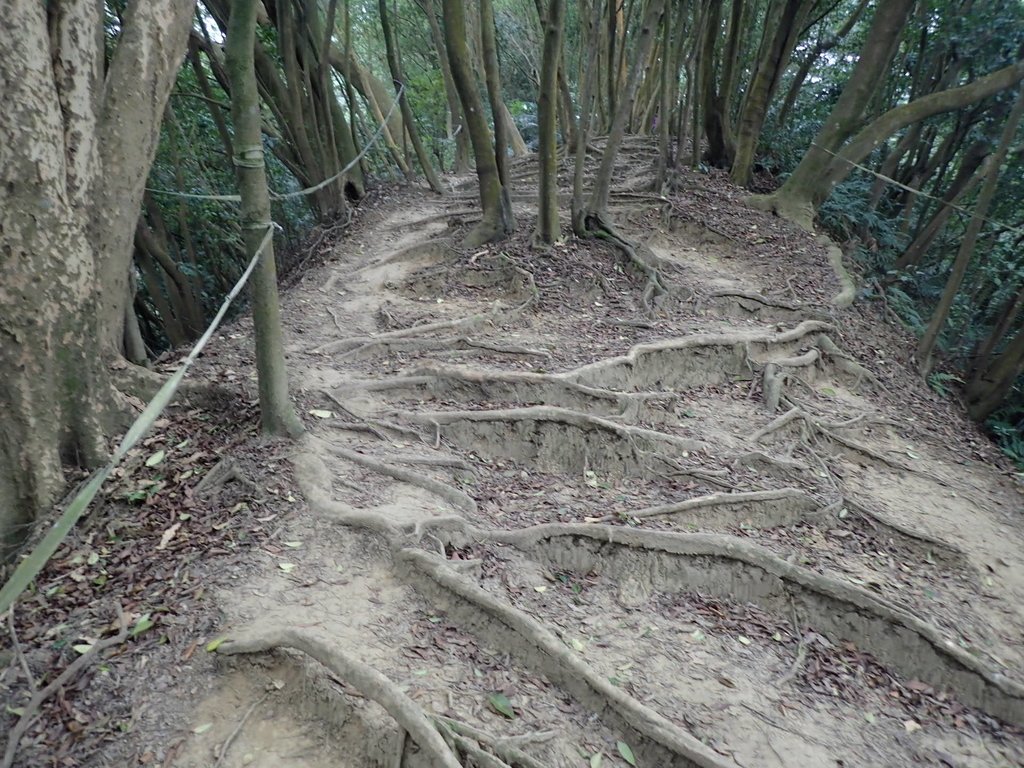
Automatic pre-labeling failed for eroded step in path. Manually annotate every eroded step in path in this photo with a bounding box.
[180,176,1024,768]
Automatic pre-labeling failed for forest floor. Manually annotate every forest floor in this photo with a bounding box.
[3,139,1024,768]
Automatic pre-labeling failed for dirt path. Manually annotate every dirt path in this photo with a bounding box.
[173,144,1024,768]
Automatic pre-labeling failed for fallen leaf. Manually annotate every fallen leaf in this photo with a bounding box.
[206,638,226,652]
[131,614,155,638]
[309,409,334,419]
[157,522,181,551]
[192,723,213,735]
[617,740,637,766]
[488,693,515,719]
[283,541,303,548]
[533,585,547,592]
[738,635,752,646]
[590,753,604,768]
[145,450,166,467]
[72,643,94,655]
[904,720,921,734]
[278,563,296,573]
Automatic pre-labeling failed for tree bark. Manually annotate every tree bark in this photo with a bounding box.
[730,0,815,186]
[379,0,444,192]
[0,0,195,546]
[587,0,666,220]
[441,0,512,245]
[536,0,566,244]
[748,0,915,229]
[417,0,472,173]
[226,0,304,437]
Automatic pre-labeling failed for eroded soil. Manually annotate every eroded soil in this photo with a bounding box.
[4,140,1023,768]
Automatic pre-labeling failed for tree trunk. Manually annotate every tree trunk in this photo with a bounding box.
[418,0,472,173]
[891,140,990,273]
[536,0,566,244]
[917,85,1024,375]
[748,0,914,229]
[379,0,444,193]
[572,0,605,235]
[0,0,194,546]
[441,0,512,245]
[587,0,666,219]
[729,0,816,186]
[226,0,304,437]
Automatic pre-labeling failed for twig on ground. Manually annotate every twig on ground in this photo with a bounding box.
[212,690,272,768]
[2,605,129,768]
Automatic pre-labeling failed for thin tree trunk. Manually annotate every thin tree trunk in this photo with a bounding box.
[917,85,1024,375]
[572,0,605,235]
[418,0,472,173]
[379,0,443,192]
[226,0,303,437]
[587,0,665,219]
[480,0,517,228]
[536,0,566,244]
[440,0,511,245]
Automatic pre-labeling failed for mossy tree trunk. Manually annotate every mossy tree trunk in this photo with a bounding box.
[226,0,305,438]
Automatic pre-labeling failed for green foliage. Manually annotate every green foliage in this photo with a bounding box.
[927,371,963,398]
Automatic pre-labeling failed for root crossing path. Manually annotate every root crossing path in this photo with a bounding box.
[178,151,1024,768]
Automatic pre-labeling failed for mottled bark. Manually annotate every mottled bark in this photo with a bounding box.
[0,0,194,545]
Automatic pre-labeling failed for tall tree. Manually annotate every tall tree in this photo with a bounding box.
[0,0,195,544]
[379,0,444,192]
[751,0,1024,229]
[917,85,1024,375]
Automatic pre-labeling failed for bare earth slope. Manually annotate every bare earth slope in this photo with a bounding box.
[164,141,1023,768]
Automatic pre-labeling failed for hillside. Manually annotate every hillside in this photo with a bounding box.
[10,140,1020,768]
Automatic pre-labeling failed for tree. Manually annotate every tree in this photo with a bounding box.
[379,0,444,192]
[226,0,305,437]
[0,0,195,544]
[536,0,566,244]
[750,0,1024,230]
[440,0,514,246]
[917,85,1024,375]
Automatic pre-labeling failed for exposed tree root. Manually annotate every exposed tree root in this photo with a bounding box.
[473,524,1024,727]
[585,211,669,315]
[323,442,477,515]
[394,405,707,479]
[338,363,679,423]
[708,289,802,312]
[216,627,464,768]
[587,488,820,528]
[567,320,833,391]
[397,548,734,768]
